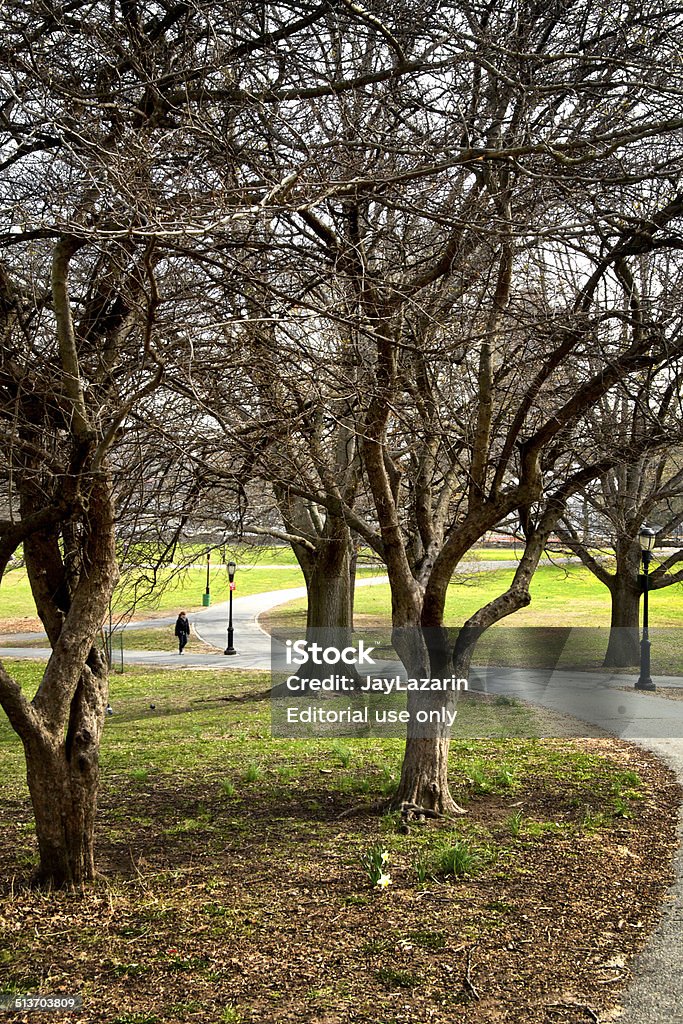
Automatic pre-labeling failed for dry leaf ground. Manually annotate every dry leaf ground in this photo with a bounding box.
[0,661,679,1024]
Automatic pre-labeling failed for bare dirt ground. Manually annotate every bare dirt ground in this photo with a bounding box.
[0,735,679,1024]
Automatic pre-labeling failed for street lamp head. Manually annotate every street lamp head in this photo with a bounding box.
[638,527,656,552]
[227,560,236,582]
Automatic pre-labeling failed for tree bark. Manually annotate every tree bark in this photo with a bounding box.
[22,648,109,887]
[603,578,641,667]
[28,645,113,890]
[603,540,641,667]
[393,733,460,815]
[392,635,467,816]
[305,531,353,639]
[1,473,119,887]
[279,514,359,688]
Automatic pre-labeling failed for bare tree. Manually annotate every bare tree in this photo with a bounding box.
[197,0,683,813]
[0,0,447,881]
[0,235,167,884]
[557,369,683,666]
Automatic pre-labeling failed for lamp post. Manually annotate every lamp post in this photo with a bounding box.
[635,526,656,691]
[202,551,211,607]
[224,560,237,655]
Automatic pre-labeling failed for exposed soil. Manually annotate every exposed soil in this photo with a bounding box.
[0,617,43,634]
[0,737,680,1024]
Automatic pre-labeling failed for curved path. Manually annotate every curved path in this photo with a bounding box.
[0,556,573,666]
[0,576,390,670]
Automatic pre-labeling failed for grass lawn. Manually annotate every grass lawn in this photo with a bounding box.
[260,565,683,631]
[6,562,681,674]
[0,564,386,626]
[0,542,574,625]
[0,660,680,1023]
[261,566,683,666]
[350,565,683,629]
[259,566,683,676]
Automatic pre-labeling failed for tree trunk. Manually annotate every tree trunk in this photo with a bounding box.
[392,628,466,816]
[393,731,461,815]
[603,580,641,666]
[7,467,118,888]
[393,524,547,818]
[24,651,109,887]
[276,516,357,689]
[290,515,354,643]
[306,542,352,637]
[603,541,641,667]
[300,530,357,686]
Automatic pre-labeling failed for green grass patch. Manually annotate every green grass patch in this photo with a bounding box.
[434,835,490,878]
[0,562,384,625]
[265,565,683,631]
[262,565,683,674]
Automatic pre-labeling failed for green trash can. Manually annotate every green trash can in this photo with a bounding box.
[202,593,211,607]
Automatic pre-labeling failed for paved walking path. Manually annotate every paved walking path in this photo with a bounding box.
[617,737,683,1023]
[0,577,389,669]
[1,574,682,1021]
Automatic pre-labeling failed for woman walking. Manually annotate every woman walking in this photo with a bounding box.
[174,611,191,654]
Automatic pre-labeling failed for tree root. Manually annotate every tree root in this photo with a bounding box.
[400,800,445,821]
[398,800,467,824]
[336,798,389,820]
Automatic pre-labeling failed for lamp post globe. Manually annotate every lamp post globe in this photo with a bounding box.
[635,527,656,691]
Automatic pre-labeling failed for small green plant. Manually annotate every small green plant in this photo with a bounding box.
[611,796,633,819]
[344,894,371,907]
[413,854,431,884]
[466,764,492,793]
[243,763,262,784]
[506,810,524,837]
[306,986,336,1006]
[617,769,642,788]
[130,768,149,783]
[485,900,514,915]
[436,837,482,878]
[521,818,563,838]
[165,955,210,973]
[167,1002,203,1016]
[409,929,446,950]
[330,742,351,767]
[582,808,608,832]
[220,780,236,798]
[164,816,209,835]
[361,844,392,888]
[377,966,420,989]
[380,767,399,797]
[494,694,520,707]
[111,1016,161,1024]
[204,903,231,918]
[361,938,389,955]
[493,767,517,789]
[380,810,401,832]
[108,961,149,978]
[221,1006,241,1023]
[612,770,643,802]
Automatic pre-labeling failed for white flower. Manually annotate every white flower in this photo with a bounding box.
[376,872,392,889]
[381,850,390,864]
